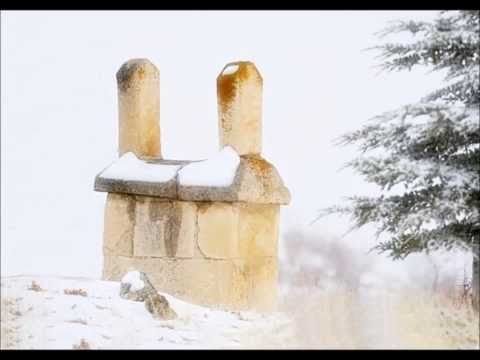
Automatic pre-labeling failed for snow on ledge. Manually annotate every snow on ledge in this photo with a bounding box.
[99,152,180,183]
[121,271,145,292]
[222,64,239,75]
[178,146,240,187]
[98,147,240,188]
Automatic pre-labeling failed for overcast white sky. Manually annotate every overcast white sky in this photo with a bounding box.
[3,10,463,280]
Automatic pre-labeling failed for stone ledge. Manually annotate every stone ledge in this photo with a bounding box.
[95,155,290,205]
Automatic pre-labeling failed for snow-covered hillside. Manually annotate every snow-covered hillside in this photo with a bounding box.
[0,275,292,349]
[2,274,478,349]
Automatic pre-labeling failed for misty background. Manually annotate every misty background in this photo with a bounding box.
[1,11,470,289]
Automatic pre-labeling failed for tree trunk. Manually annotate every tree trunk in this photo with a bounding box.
[472,242,479,311]
[427,254,439,295]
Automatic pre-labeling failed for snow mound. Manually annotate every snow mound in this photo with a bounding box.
[99,152,180,183]
[121,271,145,292]
[99,148,241,188]
[222,64,239,75]
[178,146,240,187]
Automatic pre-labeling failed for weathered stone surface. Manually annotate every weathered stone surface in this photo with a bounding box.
[196,202,279,259]
[95,177,177,199]
[103,195,197,259]
[133,198,196,258]
[217,62,263,156]
[145,293,177,320]
[133,197,172,257]
[95,155,290,205]
[175,201,197,258]
[226,257,278,312]
[117,58,161,159]
[236,156,290,205]
[177,156,290,205]
[103,193,135,256]
[119,271,157,302]
[103,255,278,311]
[237,203,279,258]
[197,202,238,259]
[103,256,222,307]
[94,159,190,199]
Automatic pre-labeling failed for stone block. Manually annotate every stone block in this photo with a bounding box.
[236,156,291,205]
[102,255,278,311]
[103,193,135,257]
[133,198,196,258]
[237,203,279,258]
[226,257,278,312]
[175,201,197,258]
[196,202,239,259]
[196,202,279,259]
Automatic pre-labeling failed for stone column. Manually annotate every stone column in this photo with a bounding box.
[116,58,161,159]
[217,61,263,156]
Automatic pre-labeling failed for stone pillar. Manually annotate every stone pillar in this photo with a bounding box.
[217,61,263,156]
[116,58,161,159]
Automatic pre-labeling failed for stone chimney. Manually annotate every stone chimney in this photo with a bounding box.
[116,59,161,159]
[217,61,263,156]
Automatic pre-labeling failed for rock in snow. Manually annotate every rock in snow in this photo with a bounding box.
[120,271,149,301]
[145,293,177,320]
[120,271,177,320]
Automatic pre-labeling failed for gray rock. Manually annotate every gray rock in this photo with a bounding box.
[119,271,177,320]
[145,293,177,320]
[119,271,158,302]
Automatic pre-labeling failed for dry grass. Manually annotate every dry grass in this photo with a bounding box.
[277,285,479,349]
[66,319,88,326]
[275,229,478,349]
[390,292,479,349]
[278,286,364,349]
[72,338,91,349]
[0,298,21,349]
[64,288,88,297]
[27,281,45,292]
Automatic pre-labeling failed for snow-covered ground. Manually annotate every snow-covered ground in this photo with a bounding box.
[0,275,292,350]
[2,274,478,349]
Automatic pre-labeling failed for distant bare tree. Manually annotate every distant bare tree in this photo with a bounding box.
[281,229,376,290]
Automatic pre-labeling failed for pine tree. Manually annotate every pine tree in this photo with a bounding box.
[321,11,479,308]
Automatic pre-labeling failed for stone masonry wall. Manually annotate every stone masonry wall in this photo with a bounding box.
[102,193,279,311]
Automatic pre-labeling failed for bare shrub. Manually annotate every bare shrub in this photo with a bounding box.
[72,338,91,349]
[280,229,376,291]
[66,319,88,326]
[27,281,45,292]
